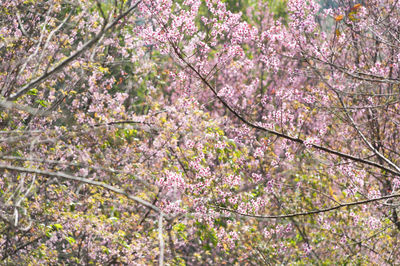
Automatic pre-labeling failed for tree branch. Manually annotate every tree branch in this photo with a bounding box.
[170,46,400,177]
[0,163,160,213]
[158,214,165,266]
[214,193,400,220]
[9,0,142,100]
[0,99,49,116]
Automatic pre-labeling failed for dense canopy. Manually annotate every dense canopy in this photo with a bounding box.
[1,0,400,264]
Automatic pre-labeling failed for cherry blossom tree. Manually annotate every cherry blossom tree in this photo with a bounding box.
[0,0,400,264]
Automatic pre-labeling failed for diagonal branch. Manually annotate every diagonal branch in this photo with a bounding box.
[170,45,400,177]
[0,155,153,188]
[0,99,49,116]
[9,0,142,100]
[305,58,400,174]
[214,192,400,220]
[0,163,160,213]
[339,98,400,173]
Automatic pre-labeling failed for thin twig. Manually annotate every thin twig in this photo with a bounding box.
[214,193,400,220]
[0,163,160,213]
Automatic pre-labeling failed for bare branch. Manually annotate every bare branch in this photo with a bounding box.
[16,12,36,43]
[0,163,160,213]
[214,193,400,220]
[305,58,400,174]
[158,214,165,266]
[0,99,50,116]
[0,155,153,189]
[9,0,143,100]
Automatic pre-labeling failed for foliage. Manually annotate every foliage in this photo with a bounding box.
[0,0,400,264]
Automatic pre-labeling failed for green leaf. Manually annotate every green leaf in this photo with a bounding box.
[65,236,76,245]
[27,88,38,95]
[35,99,48,107]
